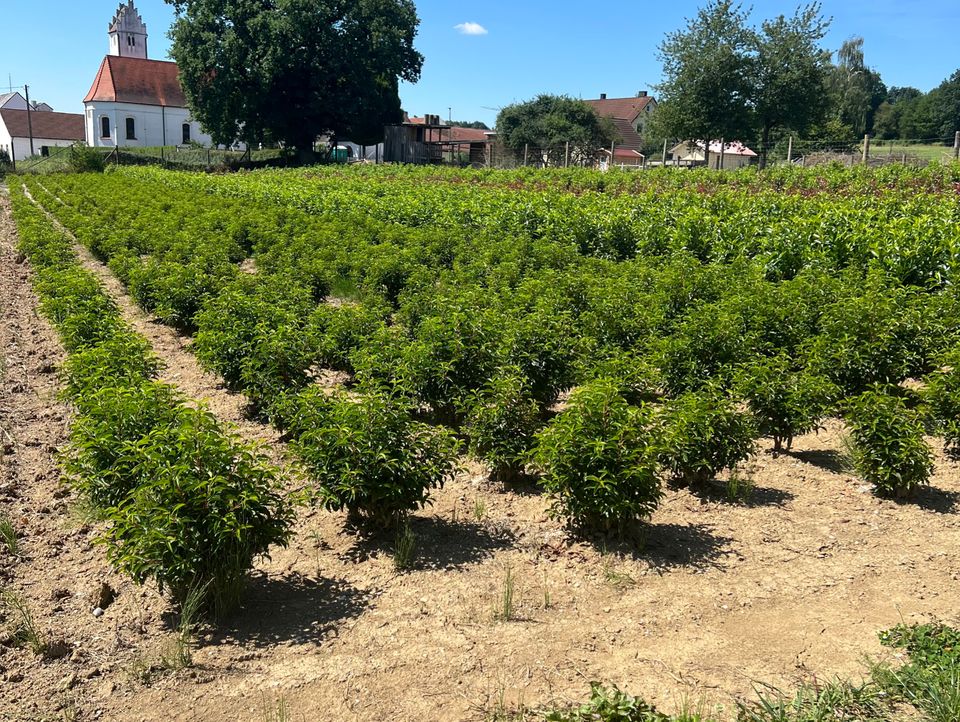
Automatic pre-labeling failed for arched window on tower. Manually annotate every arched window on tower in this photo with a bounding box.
[100,116,110,139]
[182,123,191,144]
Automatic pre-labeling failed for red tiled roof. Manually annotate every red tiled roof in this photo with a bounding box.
[0,109,84,141]
[446,126,490,142]
[584,95,655,123]
[609,117,644,151]
[84,56,187,107]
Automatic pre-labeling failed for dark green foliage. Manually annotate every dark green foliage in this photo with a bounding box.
[495,94,617,167]
[736,355,837,454]
[659,387,757,486]
[924,348,960,454]
[544,682,669,722]
[67,143,105,173]
[34,267,122,351]
[62,334,163,402]
[464,369,543,484]
[289,388,460,526]
[165,0,424,151]
[845,388,933,498]
[102,406,293,613]
[65,383,184,509]
[806,275,928,396]
[532,380,662,532]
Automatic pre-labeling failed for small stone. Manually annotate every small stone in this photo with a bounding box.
[6,672,23,683]
[92,607,104,618]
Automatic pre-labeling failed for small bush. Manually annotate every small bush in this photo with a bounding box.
[543,682,668,722]
[67,143,105,173]
[62,333,162,401]
[101,406,293,613]
[464,369,543,483]
[736,355,837,454]
[924,348,960,455]
[532,380,661,532]
[65,382,185,509]
[659,387,757,487]
[289,388,460,527]
[845,388,933,498]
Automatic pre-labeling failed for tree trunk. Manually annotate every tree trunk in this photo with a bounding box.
[758,125,771,170]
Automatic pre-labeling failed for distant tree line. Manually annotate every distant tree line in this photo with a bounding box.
[651,1,960,166]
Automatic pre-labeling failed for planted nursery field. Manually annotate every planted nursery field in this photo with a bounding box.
[2,163,960,721]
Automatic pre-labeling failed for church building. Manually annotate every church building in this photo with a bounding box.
[83,1,213,148]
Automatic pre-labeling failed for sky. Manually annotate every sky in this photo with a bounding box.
[2,0,959,128]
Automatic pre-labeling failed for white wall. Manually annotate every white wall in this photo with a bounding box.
[1,135,77,163]
[84,101,214,148]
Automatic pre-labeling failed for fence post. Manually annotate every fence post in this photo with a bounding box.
[207,148,212,166]
[564,141,570,168]
[661,139,667,167]
[954,131,960,160]
[610,141,616,169]
[862,134,870,165]
[523,143,528,167]
[719,137,725,171]
[786,136,793,164]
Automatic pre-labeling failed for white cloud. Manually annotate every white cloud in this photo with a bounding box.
[454,21,488,36]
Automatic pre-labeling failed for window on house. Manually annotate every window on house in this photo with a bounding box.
[126,117,136,140]
[182,123,191,144]
[100,116,110,138]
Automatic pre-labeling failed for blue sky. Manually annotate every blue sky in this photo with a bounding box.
[2,0,958,127]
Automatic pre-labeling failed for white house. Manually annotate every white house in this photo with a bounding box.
[83,1,213,148]
[669,140,757,170]
[0,92,84,162]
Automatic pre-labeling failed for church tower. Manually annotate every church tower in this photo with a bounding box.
[108,1,148,60]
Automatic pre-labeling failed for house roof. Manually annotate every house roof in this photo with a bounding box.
[446,126,490,142]
[84,56,186,107]
[0,92,27,110]
[584,95,655,123]
[609,117,643,151]
[0,109,84,141]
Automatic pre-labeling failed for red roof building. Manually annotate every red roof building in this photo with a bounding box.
[84,56,187,107]
[583,92,657,157]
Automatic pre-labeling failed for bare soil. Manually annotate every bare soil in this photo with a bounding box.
[2,190,959,722]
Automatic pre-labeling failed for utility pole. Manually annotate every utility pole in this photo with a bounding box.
[24,84,35,157]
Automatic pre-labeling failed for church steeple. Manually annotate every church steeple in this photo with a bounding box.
[108,1,148,60]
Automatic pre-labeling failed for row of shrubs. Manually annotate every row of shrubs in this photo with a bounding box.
[10,186,293,615]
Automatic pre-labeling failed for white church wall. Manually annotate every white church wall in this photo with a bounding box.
[85,100,213,148]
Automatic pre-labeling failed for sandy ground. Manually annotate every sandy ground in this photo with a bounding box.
[2,189,959,722]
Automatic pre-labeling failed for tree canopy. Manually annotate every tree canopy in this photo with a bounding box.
[164,0,424,153]
[653,1,832,167]
[495,95,616,166]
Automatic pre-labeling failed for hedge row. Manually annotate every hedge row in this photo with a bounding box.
[9,185,293,614]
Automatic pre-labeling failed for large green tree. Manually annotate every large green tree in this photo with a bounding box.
[495,95,616,166]
[654,1,756,166]
[164,0,423,155]
[752,4,832,167]
[828,37,886,138]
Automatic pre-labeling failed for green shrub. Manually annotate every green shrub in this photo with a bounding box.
[464,369,543,483]
[532,380,661,532]
[924,348,960,454]
[34,267,122,351]
[289,388,460,526]
[67,143,105,173]
[62,333,162,401]
[65,382,183,508]
[735,355,837,454]
[845,388,933,498]
[102,406,293,614]
[659,387,757,487]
